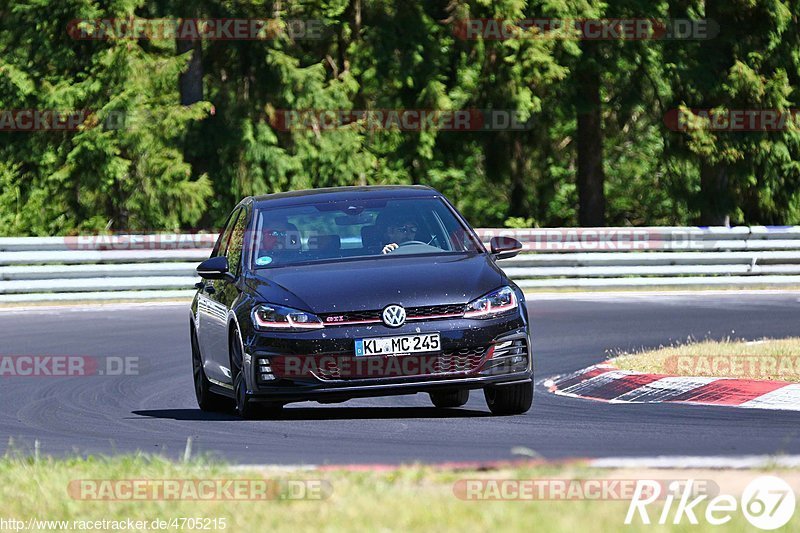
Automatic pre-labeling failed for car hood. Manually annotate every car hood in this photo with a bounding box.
[248,253,505,314]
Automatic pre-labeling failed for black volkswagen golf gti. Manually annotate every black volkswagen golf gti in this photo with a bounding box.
[190,186,533,418]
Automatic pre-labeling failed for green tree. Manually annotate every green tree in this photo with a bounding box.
[0,0,213,235]
[665,0,800,225]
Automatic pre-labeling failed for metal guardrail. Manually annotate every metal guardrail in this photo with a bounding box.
[2,226,800,302]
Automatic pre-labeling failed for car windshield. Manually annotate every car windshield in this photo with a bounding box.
[250,197,483,269]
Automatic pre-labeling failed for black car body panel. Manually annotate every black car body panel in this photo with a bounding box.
[190,185,533,410]
[247,253,505,314]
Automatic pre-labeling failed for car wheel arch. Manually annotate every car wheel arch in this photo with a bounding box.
[227,311,249,384]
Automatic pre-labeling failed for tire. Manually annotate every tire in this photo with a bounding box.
[230,326,257,419]
[233,370,259,419]
[233,371,285,419]
[484,382,533,415]
[191,327,229,412]
[429,389,469,408]
[230,327,283,419]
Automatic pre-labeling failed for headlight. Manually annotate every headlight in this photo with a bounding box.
[252,304,324,331]
[464,286,518,319]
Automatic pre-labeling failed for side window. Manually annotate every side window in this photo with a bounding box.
[212,208,241,258]
[225,207,248,277]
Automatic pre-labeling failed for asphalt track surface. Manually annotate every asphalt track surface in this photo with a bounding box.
[1,292,799,465]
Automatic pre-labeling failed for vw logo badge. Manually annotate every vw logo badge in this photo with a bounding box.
[382,305,407,328]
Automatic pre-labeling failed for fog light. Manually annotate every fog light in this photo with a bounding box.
[480,338,529,376]
[257,357,275,383]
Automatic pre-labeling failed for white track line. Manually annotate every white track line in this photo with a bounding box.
[226,455,800,471]
[590,455,800,469]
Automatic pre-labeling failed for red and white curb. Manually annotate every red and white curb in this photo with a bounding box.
[544,362,800,411]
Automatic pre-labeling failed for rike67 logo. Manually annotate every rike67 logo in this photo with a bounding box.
[626,476,795,529]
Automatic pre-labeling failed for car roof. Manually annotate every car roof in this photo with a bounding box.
[248,185,441,209]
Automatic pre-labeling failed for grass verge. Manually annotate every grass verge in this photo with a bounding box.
[613,338,800,381]
[0,454,799,531]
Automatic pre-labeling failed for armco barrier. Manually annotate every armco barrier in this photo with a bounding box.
[2,226,800,302]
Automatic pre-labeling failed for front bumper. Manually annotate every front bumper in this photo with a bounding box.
[241,313,532,403]
[247,372,532,404]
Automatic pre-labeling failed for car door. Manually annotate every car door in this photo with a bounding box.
[197,208,241,385]
[207,205,250,385]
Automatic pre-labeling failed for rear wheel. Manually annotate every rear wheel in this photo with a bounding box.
[191,327,229,412]
[429,389,470,408]
[484,382,533,415]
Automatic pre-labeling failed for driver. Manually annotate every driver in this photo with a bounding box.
[380,214,419,254]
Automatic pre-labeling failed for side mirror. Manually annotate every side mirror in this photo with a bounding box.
[490,236,523,260]
[197,256,230,280]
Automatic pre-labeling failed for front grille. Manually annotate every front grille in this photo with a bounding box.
[316,358,344,380]
[319,304,466,325]
[407,304,466,319]
[320,310,381,325]
[432,347,486,373]
[314,346,489,381]
[261,338,527,383]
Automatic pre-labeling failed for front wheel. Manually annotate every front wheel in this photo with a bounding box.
[230,329,283,419]
[484,382,533,415]
[233,371,284,419]
[233,369,260,419]
[429,389,469,408]
[230,328,259,419]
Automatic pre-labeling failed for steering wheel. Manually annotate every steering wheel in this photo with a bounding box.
[398,240,429,247]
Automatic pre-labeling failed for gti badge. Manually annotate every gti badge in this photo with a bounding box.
[382,305,407,327]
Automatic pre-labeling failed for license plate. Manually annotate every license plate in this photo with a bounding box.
[355,333,441,356]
